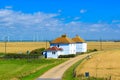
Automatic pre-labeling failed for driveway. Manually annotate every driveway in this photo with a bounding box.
[37,53,94,80]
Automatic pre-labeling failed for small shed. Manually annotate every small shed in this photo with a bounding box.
[43,46,63,58]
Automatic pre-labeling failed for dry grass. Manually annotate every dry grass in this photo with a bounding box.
[75,49,120,80]
[87,42,120,50]
[0,41,120,53]
[0,42,49,53]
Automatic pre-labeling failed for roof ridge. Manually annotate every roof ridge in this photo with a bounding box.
[72,35,85,42]
[51,35,75,44]
[47,46,63,51]
[65,36,74,43]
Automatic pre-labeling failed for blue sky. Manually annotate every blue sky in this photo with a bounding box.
[0,0,120,40]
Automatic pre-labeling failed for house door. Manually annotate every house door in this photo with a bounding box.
[45,52,47,58]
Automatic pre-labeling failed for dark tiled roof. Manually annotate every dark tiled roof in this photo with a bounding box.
[47,46,63,51]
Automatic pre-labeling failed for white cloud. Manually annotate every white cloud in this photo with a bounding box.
[112,20,120,23]
[73,17,80,20]
[58,9,62,13]
[0,9,59,29]
[0,9,120,40]
[5,6,13,9]
[80,9,87,14]
[116,24,120,28]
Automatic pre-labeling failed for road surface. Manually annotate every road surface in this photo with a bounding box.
[37,53,94,80]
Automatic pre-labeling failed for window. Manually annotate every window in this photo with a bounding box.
[57,44,59,47]
[52,52,56,55]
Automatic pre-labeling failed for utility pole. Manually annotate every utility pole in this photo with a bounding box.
[4,36,7,54]
[45,30,47,49]
[46,40,47,49]
[100,37,102,50]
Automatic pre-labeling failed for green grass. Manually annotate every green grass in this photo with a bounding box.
[0,58,67,80]
[0,53,5,58]
[62,59,84,80]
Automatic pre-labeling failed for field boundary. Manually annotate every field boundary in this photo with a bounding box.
[62,58,84,80]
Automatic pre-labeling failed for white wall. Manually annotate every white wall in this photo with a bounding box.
[76,43,82,52]
[50,43,76,55]
[82,43,87,52]
[69,44,76,54]
[50,44,69,55]
[46,51,59,58]
[76,43,87,52]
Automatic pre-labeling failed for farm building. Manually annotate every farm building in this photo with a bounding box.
[72,35,87,52]
[44,34,87,58]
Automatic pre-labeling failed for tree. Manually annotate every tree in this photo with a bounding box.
[30,48,45,55]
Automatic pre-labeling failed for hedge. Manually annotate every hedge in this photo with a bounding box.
[58,54,76,58]
[30,48,45,55]
[3,54,41,59]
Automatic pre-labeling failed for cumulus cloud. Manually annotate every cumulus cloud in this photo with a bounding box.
[0,9,61,39]
[0,9,120,40]
[0,9,59,29]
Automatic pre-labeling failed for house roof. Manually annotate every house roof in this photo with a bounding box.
[47,46,63,51]
[51,34,75,44]
[72,35,85,43]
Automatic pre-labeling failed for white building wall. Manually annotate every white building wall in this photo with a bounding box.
[76,43,82,52]
[69,44,76,54]
[50,44,70,55]
[76,43,87,52]
[46,51,59,58]
[50,44,76,55]
[57,51,63,55]
[82,43,87,52]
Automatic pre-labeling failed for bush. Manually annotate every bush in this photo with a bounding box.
[87,49,98,53]
[93,49,98,51]
[76,52,84,56]
[58,54,76,58]
[0,53,5,58]
[30,48,45,55]
[4,54,40,59]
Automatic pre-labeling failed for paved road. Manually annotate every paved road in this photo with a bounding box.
[37,53,94,80]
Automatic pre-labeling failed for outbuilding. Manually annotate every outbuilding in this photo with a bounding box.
[43,46,63,58]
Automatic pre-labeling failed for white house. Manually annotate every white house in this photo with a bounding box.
[50,34,76,55]
[43,46,63,58]
[43,34,87,58]
[72,35,87,52]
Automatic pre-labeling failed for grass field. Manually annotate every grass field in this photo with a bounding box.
[0,41,120,53]
[0,58,67,80]
[75,49,120,80]
[0,42,49,53]
[0,42,120,80]
[87,42,120,50]
[0,42,120,53]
